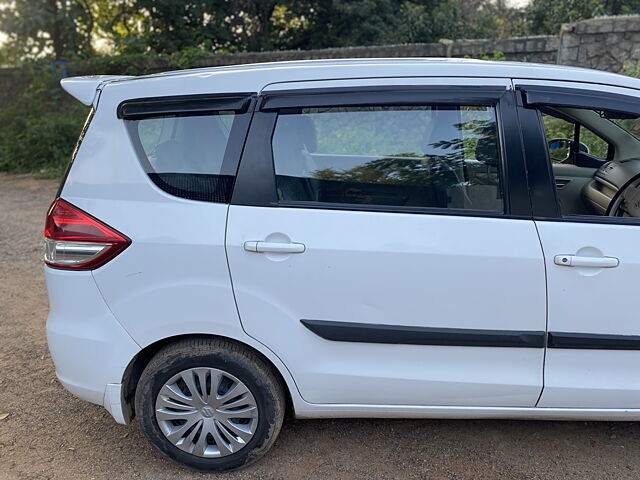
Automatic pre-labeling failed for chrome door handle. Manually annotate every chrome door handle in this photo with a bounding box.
[244,241,305,254]
[554,255,619,268]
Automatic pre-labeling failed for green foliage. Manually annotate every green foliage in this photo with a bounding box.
[130,0,233,54]
[166,47,217,71]
[541,113,610,160]
[69,52,151,75]
[394,1,509,43]
[0,64,89,176]
[2,0,640,65]
[313,157,451,186]
[307,106,497,186]
[480,51,506,62]
[0,101,88,177]
[465,51,507,61]
[288,0,403,49]
[526,0,640,35]
[0,0,543,62]
[623,55,640,78]
[311,107,428,156]
[3,0,640,176]
[0,0,96,62]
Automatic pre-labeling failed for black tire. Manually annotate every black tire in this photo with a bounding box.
[135,337,286,472]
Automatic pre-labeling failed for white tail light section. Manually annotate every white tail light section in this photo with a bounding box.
[44,199,131,270]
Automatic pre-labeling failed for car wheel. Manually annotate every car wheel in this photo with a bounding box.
[135,337,286,472]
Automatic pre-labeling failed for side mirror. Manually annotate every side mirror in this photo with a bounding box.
[548,138,571,163]
[548,138,590,163]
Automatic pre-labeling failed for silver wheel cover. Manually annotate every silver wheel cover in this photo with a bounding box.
[155,367,259,458]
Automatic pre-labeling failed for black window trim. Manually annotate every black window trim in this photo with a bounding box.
[117,92,255,120]
[517,84,640,226]
[232,86,532,219]
[260,85,505,110]
[522,85,640,116]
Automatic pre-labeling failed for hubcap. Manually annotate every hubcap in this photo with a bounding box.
[155,367,259,458]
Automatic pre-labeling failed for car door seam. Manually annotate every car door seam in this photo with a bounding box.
[532,220,549,407]
[223,204,305,399]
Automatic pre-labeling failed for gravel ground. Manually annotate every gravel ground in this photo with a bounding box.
[2,172,640,480]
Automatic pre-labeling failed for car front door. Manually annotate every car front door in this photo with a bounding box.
[517,80,640,408]
[226,78,547,407]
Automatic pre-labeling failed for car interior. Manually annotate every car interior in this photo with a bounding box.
[273,106,504,211]
[134,103,640,219]
[272,104,640,218]
[541,106,640,218]
[136,113,236,202]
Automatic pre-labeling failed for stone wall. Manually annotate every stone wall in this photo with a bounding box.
[557,15,640,73]
[2,15,640,109]
[446,35,558,63]
[187,35,559,70]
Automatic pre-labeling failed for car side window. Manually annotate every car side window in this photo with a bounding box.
[537,107,640,218]
[542,113,610,165]
[271,105,504,212]
[130,111,239,203]
[542,113,609,165]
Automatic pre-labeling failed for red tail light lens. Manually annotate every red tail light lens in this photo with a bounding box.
[44,199,131,270]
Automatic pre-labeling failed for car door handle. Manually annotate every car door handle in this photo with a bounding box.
[244,241,306,254]
[554,255,619,268]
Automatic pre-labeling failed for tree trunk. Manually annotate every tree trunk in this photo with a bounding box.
[78,0,95,56]
[248,1,276,51]
[48,0,64,59]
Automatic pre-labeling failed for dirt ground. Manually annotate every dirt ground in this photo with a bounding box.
[2,173,640,480]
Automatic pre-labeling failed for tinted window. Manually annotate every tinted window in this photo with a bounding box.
[272,105,503,211]
[131,112,239,203]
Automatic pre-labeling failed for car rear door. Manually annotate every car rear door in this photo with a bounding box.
[226,78,547,407]
[516,80,640,408]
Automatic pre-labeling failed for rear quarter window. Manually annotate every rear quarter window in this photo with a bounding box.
[123,94,254,203]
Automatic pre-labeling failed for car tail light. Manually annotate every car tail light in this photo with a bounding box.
[44,199,131,270]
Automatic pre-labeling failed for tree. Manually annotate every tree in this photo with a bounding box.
[0,0,96,61]
[278,0,399,50]
[90,0,148,54]
[525,0,640,34]
[130,0,231,53]
[131,0,288,54]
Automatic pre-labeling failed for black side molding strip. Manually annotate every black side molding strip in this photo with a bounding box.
[117,93,255,120]
[301,320,545,348]
[548,332,640,350]
[301,320,640,351]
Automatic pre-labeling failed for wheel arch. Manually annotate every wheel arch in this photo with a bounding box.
[121,333,296,421]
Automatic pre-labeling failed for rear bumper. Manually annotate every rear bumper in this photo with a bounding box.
[45,267,140,423]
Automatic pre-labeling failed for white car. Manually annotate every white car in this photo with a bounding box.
[46,59,640,471]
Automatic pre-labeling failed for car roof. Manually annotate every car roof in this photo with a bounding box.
[115,58,640,90]
[80,58,640,108]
